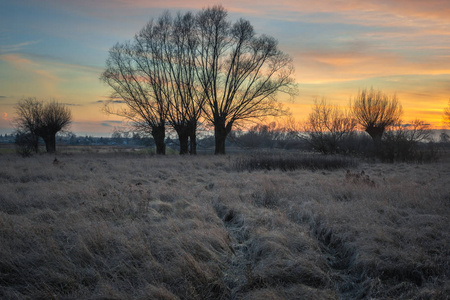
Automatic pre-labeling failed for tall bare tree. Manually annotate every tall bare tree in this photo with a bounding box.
[304,98,357,154]
[102,6,295,155]
[14,98,71,153]
[139,12,205,154]
[352,88,402,142]
[195,6,296,154]
[101,41,168,155]
[102,12,206,155]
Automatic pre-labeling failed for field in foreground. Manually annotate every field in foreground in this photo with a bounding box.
[0,152,449,299]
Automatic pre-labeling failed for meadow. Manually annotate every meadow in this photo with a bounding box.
[0,149,449,299]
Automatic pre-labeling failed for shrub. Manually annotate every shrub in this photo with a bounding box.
[235,153,358,172]
[304,99,357,154]
[376,120,437,163]
[14,131,39,157]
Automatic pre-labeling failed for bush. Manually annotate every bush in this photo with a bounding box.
[378,139,440,163]
[304,99,357,154]
[376,121,437,163]
[14,131,39,157]
[235,152,358,172]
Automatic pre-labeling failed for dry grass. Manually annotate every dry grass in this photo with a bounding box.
[0,150,449,299]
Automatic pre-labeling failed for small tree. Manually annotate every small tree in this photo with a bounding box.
[304,99,357,154]
[444,99,450,127]
[14,98,72,153]
[352,88,403,142]
[14,98,42,153]
[35,101,72,153]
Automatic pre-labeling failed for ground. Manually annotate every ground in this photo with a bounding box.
[0,148,449,299]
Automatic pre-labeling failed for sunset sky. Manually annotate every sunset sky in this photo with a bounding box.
[1,0,449,136]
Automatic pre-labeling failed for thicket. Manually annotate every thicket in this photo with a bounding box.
[235,153,358,172]
[299,92,442,162]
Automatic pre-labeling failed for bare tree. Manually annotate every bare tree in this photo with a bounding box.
[102,11,206,155]
[36,101,72,153]
[195,6,296,154]
[304,98,357,154]
[352,88,403,142]
[14,98,41,153]
[101,41,168,155]
[444,99,450,127]
[143,12,205,154]
[101,6,295,155]
[14,98,72,153]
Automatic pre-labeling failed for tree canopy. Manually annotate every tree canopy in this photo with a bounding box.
[352,88,403,142]
[14,98,72,153]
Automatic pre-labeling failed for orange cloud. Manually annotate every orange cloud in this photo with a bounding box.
[2,112,7,121]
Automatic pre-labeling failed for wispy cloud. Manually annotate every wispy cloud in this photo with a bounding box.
[61,103,82,106]
[2,0,449,130]
[101,120,122,127]
[0,41,39,53]
[96,99,125,104]
[0,53,59,82]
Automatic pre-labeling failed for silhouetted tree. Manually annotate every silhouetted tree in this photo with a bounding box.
[444,99,450,127]
[137,12,206,154]
[304,98,357,154]
[14,98,71,153]
[102,12,205,155]
[14,98,41,153]
[352,88,402,142]
[101,6,295,155]
[195,6,296,154]
[101,41,168,154]
[35,101,72,153]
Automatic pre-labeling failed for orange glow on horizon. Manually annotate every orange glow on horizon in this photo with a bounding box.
[1,1,449,135]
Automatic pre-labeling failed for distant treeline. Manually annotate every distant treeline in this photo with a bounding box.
[0,132,152,147]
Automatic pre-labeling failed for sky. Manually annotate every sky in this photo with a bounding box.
[1,0,449,136]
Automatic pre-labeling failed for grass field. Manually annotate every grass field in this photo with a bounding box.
[0,150,449,299]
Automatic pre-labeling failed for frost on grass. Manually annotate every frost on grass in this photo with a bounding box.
[0,152,449,299]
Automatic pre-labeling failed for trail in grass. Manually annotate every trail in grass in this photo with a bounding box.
[214,206,250,299]
[312,222,369,300]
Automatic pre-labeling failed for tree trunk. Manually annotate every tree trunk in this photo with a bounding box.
[177,129,189,155]
[214,117,233,155]
[32,134,39,153]
[43,133,56,153]
[366,126,385,144]
[189,134,197,155]
[152,124,166,155]
[188,121,197,155]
